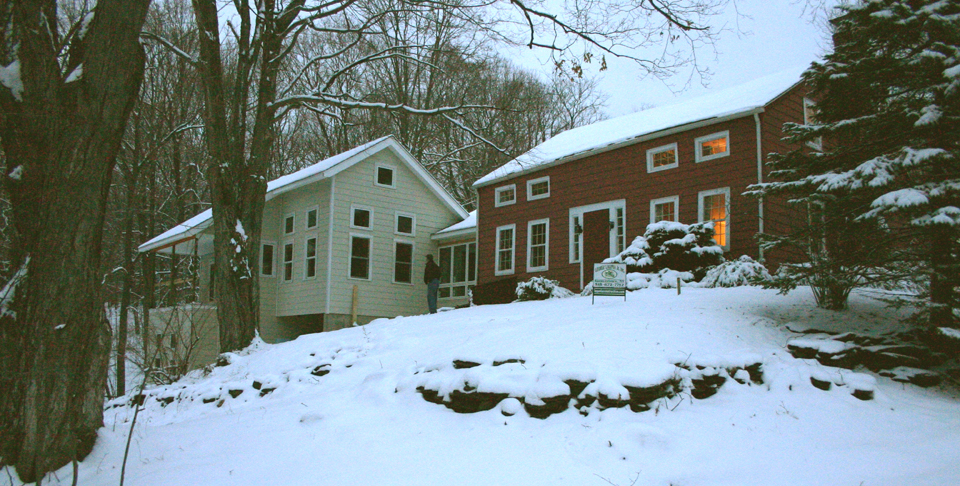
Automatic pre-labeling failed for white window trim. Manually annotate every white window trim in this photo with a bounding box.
[438,242,478,298]
[303,237,318,280]
[494,224,516,276]
[568,199,626,289]
[646,142,679,173]
[260,241,276,277]
[698,187,731,250]
[526,176,551,201]
[695,130,730,163]
[282,213,296,236]
[350,204,374,230]
[569,214,582,264]
[494,184,516,208]
[526,218,550,272]
[804,98,823,151]
[374,163,397,189]
[649,196,680,225]
[391,238,415,285]
[394,211,417,237]
[282,241,295,282]
[305,206,320,230]
[568,200,626,264]
[347,233,373,281]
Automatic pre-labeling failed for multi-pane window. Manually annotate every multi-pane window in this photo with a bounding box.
[349,235,371,279]
[571,215,582,263]
[375,165,395,188]
[261,243,275,277]
[306,208,318,229]
[695,131,730,162]
[283,243,294,281]
[351,206,372,229]
[495,185,516,207]
[650,196,679,224]
[647,143,678,172]
[394,241,413,284]
[495,224,515,275]
[439,242,476,298]
[304,237,317,279]
[395,213,415,236]
[527,219,549,271]
[527,176,550,201]
[283,214,296,235]
[699,188,730,248]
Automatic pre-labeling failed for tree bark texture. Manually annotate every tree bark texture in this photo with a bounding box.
[192,0,301,353]
[0,0,150,481]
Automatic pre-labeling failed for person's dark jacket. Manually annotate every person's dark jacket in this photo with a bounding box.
[423,259,441,284]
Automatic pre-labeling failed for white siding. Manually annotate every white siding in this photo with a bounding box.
[272,180,331,319]
[328,148,462,318]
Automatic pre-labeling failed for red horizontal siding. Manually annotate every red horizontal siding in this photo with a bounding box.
[477,84,810,291]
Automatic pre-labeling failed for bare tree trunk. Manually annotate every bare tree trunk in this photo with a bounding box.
[192,0,299,352]
[0,1,150,481]
[116,166,141,397]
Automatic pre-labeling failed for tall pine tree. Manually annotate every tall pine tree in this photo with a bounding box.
[752,0,960,328]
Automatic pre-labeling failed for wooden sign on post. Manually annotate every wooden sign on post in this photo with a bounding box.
[592,263,627,304]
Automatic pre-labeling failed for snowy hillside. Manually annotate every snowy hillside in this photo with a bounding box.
[19,287,960,486]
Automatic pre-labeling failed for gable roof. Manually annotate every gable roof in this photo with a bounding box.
[473,66,808,188]
[139,136,467,253]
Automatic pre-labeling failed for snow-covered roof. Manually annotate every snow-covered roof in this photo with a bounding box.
[140,136,467,253]
[474,66,808,188]
[433,211,477,241]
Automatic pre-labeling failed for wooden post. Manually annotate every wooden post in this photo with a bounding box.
[351,285,359,324]
[677,277,681,295]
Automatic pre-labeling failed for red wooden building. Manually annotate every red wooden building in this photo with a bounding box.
[471,67,814,293]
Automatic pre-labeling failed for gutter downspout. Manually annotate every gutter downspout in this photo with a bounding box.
[754,113,765,262]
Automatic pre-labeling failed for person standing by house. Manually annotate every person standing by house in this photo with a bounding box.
[423,254,441,314]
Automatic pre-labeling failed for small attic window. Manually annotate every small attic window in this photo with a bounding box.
[495,184,516,207]
[283,214,295,235]
[695,131,730,163]
[375,165,396,188]
[526,176,550,201]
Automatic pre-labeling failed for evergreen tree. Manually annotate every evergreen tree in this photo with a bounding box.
[752,0,960,325]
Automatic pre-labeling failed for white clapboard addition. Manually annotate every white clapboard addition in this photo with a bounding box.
[592,263,626,303]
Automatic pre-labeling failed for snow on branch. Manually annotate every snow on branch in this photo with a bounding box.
[140,32,199,65]
[270,92,493,115]
[441,114,509,155]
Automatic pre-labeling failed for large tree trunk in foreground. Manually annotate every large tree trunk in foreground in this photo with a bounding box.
[0,1,150,482]
[193,0,296,352]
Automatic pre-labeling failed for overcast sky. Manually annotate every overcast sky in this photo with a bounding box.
[508,0,834,118]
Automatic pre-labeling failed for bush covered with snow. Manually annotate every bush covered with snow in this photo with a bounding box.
[699,255,772,288]
[605,221,725,279]
[516,276,574,301]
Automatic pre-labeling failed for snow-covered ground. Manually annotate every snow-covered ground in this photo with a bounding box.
[12,287,960,486]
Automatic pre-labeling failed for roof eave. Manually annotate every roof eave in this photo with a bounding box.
[431,227,477,241]
[473,106,767,189]
[137,222,211,253]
